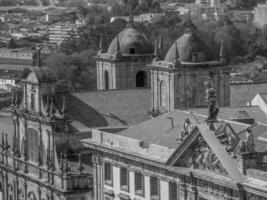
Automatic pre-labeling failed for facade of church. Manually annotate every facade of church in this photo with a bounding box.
[0,67,93,200]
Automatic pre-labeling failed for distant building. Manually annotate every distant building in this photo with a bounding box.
[96,16,154,90]
[0,48,35,89]
[110,13,164,24]
[196,0,220,7]
[48,23,79,45]
[254,2,267,27]
[149,15,230,113]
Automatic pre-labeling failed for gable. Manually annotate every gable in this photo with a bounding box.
[167,114,245,183]
[174,134,229,177]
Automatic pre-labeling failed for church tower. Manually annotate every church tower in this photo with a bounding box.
[149,16,231,114]
[1,51,92,200]
[95,14,154,90]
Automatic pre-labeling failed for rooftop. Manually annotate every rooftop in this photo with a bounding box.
[56,89,151,129]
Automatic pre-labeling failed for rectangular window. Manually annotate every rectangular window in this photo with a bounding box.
[169,182,177,200]
[104,162,113,185]
[150,176,159,198]
[120,167,129,191]
[135,172,144,196]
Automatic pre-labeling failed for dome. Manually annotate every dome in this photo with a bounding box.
[164,32,214,63]
[107,27,154,55]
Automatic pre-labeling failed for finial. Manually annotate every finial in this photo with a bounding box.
[153,40,159,61]
[46,96,50,116]
[13,136,16,154]
[219,40,226,62]
[60,152,64,172]
[36,44,41,68]
[1,133,5,150]
[78,153,84,174]
[116,35,120,52]
[98,34,103,55]
[61,96,66,115]
[5,134,10,151]
[127,8,134,27]
[114,35,122,59]
[49,97,55,116]
[173,42,179,65]
[158,33,163,50]
[184,11,197,32]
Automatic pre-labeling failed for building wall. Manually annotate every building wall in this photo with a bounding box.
[97,58,152,91]
[151,66,230,112]
[254,4,267,27]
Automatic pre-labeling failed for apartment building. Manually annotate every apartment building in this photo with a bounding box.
[48,23,79,45]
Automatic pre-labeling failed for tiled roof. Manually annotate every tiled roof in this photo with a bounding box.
[56,89,151,129]
[115,109,267,154]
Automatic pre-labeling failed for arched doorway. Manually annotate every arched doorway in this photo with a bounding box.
[104,71,109,90]
[136,71,147,87]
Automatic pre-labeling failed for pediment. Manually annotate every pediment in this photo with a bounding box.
[167,116,245,183]
[174,134,229,176]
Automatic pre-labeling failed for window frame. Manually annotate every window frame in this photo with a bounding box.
[120,166,129,192]
[169,181,178,200]
[134,171,144,197]
[150,176,160,199]
[104,162,113,186]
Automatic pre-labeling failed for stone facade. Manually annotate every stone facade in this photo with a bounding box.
[96,57,153,90]
[0,67,93,200]
[150,64,231,113]
[83,111,267,200]
[149,18,231,113]
[95,21,154,91]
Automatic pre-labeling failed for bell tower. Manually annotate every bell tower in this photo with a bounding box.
[95,14,154,90]
[149,18,231,114]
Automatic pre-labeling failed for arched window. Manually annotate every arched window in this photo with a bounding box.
[26,128,39,163]
[136,71,147,88]
[104,71,109,90]
[160,81,166,107]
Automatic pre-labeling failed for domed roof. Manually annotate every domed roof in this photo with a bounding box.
[107,27,154,55]
[164,32,214,63]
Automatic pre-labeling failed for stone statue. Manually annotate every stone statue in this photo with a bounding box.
[180,118,194,139]
[236,127,255,154]
[205,80,219,129]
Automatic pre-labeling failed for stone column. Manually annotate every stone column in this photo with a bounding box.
[92,152,102,200]
[23,181,27,200]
